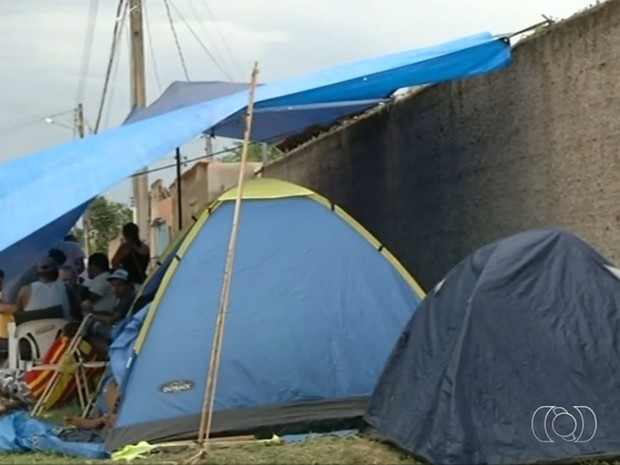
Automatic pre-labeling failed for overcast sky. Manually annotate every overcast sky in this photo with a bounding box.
[0,0,595,203]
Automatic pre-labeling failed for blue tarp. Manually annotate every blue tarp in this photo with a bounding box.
[123,81,252,125]
[0,32,510,282]
[123,80,384,142]
[105,189,424,450]
[365,228,620,464]
[0,410,106,458]
[91,306,149,417]
[109,306,148,387]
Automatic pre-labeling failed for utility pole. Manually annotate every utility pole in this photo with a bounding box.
[204,135,213,157]
[261,143,268,164]
[76,103,90,256]
[128,0,150,246]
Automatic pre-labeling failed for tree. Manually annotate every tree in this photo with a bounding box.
[220,142,280,163]
[72,227,85,246]
[86,196,133,253]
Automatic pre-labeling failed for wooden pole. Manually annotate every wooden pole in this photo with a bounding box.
[75,103,91,257]
[128,0,150,245]
[175,147,183,231]
[188,62,260,464]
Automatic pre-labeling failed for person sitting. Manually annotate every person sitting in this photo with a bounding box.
[59,265,89,304]
[54,235,86,276]
[81,253,115,319]
[15,257,80,320]
[111,223,150,286]
[1,248,67,304]
[84,269,136,356]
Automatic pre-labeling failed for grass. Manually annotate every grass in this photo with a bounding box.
[2,407,616,464]
[3,427,620,465]
[1,403,419,464]
[0,434,421,464]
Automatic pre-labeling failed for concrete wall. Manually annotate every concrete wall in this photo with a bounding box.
[264,1,620,289]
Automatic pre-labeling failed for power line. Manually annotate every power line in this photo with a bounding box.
[168,0,234,81]
[0,109,75,137]
[94,0,127,134]
[127,144,241,178]
[198,0,245,79]
[143,0,163,94]
[185,0,236,80]
[163,0,191,81]
[127,134,286,179]
[102,12,127,130]
[75,0,100,106]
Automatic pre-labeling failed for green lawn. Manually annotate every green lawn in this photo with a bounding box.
[0,406,616,464]
[1,434,420,464]
[3,432,620,464]
[1,403,419,463]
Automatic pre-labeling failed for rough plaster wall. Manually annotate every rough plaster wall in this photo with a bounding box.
[264,1,620,289]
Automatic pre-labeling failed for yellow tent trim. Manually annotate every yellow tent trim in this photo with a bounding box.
[217,177,314,201]
[134,178,425,353]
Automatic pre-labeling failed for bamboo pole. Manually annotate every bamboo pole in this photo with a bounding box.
[187,62,260,464]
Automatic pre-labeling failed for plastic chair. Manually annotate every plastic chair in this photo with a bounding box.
[7,306,67,370]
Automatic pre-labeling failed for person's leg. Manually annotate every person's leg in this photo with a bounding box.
[104,380,119,414]
[64,380,119,429]
[64,415,106,429]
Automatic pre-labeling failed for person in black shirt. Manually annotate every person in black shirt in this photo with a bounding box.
[111,222,149,285]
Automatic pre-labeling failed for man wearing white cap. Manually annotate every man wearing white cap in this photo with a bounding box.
[83,268,135,355]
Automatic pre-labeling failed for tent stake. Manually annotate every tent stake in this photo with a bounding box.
[186,62,260,465]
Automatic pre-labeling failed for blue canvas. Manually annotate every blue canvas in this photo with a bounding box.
[124,80,383,142]
[0,32,510,281]
[0,411,106,458]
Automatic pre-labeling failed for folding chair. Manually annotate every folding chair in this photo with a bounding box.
[81,367,112,418]
[29,314,107,416]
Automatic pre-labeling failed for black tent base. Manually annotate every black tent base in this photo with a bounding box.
[105,396,368,452]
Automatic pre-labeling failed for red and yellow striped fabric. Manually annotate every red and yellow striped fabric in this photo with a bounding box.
[23,336,103,409]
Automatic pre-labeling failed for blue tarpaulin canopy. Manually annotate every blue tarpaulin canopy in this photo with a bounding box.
[123,80,385,142]
[0,32,510,282]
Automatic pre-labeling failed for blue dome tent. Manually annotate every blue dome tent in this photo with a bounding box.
[366,228,620,464]
[105,178,424,450]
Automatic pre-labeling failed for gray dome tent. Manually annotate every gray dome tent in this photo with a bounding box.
[366,228,620,464]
